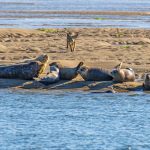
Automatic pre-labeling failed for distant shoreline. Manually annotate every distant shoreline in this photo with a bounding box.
[1,10,150,16]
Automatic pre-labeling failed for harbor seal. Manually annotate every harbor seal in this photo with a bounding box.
[38,65,60,85]
[0,54,49,80]
[143,73,150,90]
[49,61,84,80]
[77,66,113,81]
[111,62,135,83]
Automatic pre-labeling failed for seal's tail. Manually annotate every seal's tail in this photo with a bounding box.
[76,62,84,72]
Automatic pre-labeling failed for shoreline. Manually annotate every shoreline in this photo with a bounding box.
[0,78,143,93]
[1,10,150,16]
[0,10,149,29]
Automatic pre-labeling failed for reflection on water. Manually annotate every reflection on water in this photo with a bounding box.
[0,0,150,28]
[0,89,150,149]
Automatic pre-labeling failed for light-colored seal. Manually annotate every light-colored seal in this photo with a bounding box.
[77,66,113,81]
[38,66,60,85]
[143,73,150,90]
[111,62,135,83]
[0,54,49,80]
[49,61,84,80]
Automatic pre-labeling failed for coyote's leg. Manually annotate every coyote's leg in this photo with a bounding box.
[72,41,75,52]
[73,41,76,51]
[67,40,69,49]
[69,43,73,52]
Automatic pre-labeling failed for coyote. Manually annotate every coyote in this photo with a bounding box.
[66,32,79,52]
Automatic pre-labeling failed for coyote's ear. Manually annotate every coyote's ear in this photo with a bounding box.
[114,62,122,70]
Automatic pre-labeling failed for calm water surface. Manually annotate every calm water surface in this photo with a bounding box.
[0,0,150,11]
[0,0,150,28]
[0,89,150,150]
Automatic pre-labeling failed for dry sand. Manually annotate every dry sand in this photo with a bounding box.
[0,28,149,91]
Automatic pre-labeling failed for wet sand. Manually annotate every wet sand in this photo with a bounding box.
[0,28,149,91]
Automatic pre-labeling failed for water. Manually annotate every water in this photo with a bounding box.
[0,0,150,28]
[0,89,150,150]
[0,0,150,11]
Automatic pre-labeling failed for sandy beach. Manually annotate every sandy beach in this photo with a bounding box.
[0,28,149,91]
[0,28,150,72]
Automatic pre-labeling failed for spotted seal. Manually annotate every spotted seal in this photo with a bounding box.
[38,65,60,85]
[143,73,150,90]
[0,54,49,80]
[111,62,135,83]
[49,61,84,80]
[77,66,113,81]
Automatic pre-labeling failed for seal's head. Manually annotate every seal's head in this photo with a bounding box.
[143,73,150,90]
[111,62,124,82]
[35,54,49,75]
[77,66,89,79]
[50,65,59,74]
[35,54,49,64]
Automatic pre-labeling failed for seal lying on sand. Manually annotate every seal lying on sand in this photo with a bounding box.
[143,73,150,90]
[49,61,84,80]
[77,66,113,81]
[38,65,60,85]
[0,54,49,80]
[111,62,135,83]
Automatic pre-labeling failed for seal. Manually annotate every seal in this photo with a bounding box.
[143,73,150,90]
[38,65,60,85]
[49,61,84,80]
[0,54,49,80]
[111,62,135,83]
[77,66,113,81]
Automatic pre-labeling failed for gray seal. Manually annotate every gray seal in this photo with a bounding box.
[77,66,113,81]
[49,61,84,80]
[0,54,49,80]
[111,62,135,83]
